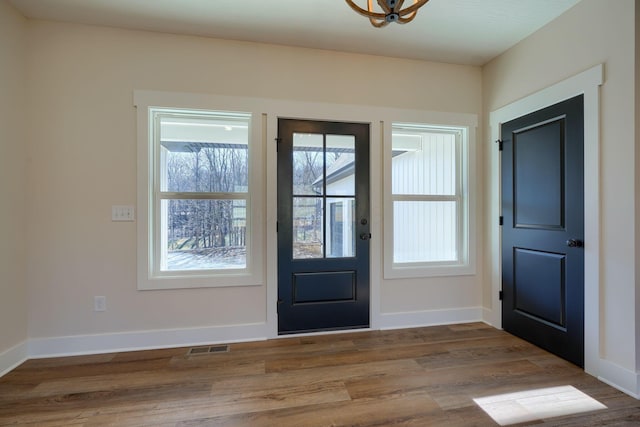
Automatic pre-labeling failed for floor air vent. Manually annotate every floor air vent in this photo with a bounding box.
[188,345,229,355]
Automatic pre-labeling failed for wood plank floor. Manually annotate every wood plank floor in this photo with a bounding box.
[1,323,639,426]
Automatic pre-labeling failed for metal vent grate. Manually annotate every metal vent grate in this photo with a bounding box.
[187,345,229,356]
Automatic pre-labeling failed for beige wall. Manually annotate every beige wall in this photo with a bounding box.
[24,20,482,340]
[483,0,637,372]
[0,1,28,354]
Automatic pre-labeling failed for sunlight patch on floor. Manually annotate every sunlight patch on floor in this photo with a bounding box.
[473,385,607,425]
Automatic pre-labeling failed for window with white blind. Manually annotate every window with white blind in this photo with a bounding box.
[384,123,474,278]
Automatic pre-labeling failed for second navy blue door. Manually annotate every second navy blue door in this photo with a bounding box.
[501,95,584,367]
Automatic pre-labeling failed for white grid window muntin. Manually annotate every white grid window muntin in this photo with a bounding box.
[150,108,252,278]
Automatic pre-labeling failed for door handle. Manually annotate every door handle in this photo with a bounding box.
[360,233,372,241]
[566,238,583,248]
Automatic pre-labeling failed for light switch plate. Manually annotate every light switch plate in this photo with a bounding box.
[112,205,135,221]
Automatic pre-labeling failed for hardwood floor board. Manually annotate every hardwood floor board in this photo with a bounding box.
[29,361,264,398]
[541,405,640,426]
[417,337,548,371]
[18,353,116,369]
[175,394,446,427]
[426,363,567,411]
[210,358,424,398]
[227,337,358,360]
[265,341,450,373]
[110,347,191,363]
[0,380,212,421]
[169,353,268,376]
[166,339,361,370]
[448,322,494,331]
[6,417,90,427]
[90,381,352,425]
[568,384,639,411]
[345,359,545,406]
[365,323,505,348]
[207,379,352,417]
[298,330,382,345]
[345,370,439,400]
[299,324,501,352]
[230,337,301,351]
[440,333,540,351]
[3,356,172,384]
[0,383,38,401]
[444,404,511,426]
[431,372,617,418]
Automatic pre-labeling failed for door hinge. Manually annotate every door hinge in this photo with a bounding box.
[496,139,504,151]
[275,137,281,152]
[499,290,504,301]
[499,216,504,226]
[276,221,279,232]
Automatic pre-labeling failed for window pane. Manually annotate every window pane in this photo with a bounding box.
[326,134,355,196]
[326,197,355,258]
[159,114,249,193]
[160,199,246,271]
[393,201,457,263]
[293,133,324,195]
[293,197,323,259]
[392,130,457,196]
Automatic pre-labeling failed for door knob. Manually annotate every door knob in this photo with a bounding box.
[360,233,371,241]
[566,238,583,248]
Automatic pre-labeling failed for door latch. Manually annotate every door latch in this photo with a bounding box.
[566,238,584,248]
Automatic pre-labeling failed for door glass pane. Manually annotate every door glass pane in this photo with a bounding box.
[293,133,324,195]
[326,134,355,196]
[293,197,323,259]
[393,200,457,263]
[326,198,355,258]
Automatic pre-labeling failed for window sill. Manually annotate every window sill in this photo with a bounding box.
[137,271,263,290]
[383,262,476,279]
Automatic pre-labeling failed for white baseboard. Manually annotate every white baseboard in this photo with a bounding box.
[596,358,640,399]
[0,340,28,378]
[27,322,269,359]
[379,307,483,330]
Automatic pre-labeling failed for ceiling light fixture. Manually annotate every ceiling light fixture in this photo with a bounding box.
[345,0,431,28]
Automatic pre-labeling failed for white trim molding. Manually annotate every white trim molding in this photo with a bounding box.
[486,65,616,390]
[0,341,28,378]
[596,359,640,400]
[27,323,268,359]
[379,307,483,330]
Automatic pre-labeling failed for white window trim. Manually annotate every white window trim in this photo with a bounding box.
[135,91,264,290]
[383,119,477,279]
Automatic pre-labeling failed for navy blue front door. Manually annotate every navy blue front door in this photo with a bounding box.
[501,95,585,367]
[277,119,370,334]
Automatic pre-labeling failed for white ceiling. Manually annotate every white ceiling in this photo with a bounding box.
[9,0,581,66]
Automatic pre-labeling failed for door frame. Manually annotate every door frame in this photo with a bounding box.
[489,64,603,376]
[265,112,381,339]
[275,118,371,334]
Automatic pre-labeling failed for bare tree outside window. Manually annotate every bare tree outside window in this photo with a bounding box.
[156,112,251,271]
